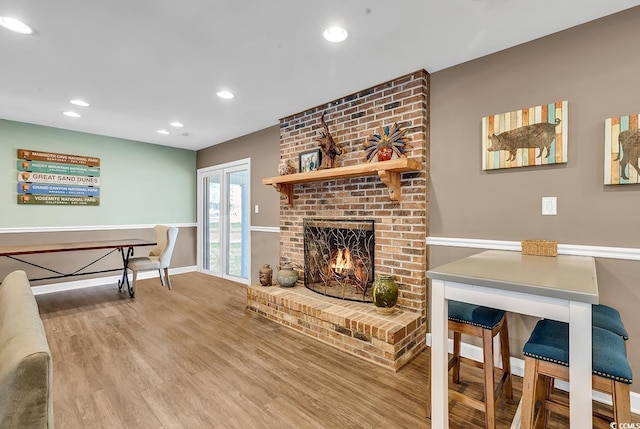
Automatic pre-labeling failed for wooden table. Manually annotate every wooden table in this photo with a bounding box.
[426,250,599,428]
[0,239,156,297]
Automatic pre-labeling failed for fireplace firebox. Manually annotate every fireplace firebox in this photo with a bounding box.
[303,219,375,302]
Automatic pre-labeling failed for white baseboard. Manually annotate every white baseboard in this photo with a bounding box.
[250,225,280,233]
[425,333,640,414]
[426,236,640,261]
[0,223,196,234]
[31,265,197,295]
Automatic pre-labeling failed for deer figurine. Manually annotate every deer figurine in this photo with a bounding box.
[316,112,342,169]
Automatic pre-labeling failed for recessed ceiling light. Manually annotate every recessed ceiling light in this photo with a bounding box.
[323,26,348,43]
[216,90,234,99]
[0,17,34,34]
[69,99,90,107]
[157,129,170,135]
[62,111,81,118]
[170,121,184,127]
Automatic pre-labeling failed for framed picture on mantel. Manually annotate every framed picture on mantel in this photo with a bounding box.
[299,149,321,173]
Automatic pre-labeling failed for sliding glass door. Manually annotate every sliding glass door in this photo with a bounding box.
[197,159,250,283]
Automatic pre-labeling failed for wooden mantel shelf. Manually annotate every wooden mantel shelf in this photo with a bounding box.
[262,157,423,207]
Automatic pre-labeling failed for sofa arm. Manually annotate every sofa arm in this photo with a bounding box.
[0,270,53,428]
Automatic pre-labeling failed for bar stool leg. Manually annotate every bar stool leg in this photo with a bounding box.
[452,331,462,384]
[499,319,513,402]
[612,380,632,423]
[482,329,497,429]
[535,375,550,429]
[521,357,539,429]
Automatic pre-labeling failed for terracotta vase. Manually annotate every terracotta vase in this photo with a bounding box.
[371,274,398,314]
[377,147,393,161]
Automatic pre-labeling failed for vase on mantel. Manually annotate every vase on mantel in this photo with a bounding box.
[371,274,398,314]
[278,159,295,175]
[377,147,394,161]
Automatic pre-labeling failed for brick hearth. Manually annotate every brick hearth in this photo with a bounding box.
[251,70,430,370]
[246,284,424,371]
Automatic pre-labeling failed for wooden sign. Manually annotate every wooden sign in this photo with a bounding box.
[17,160,100,176]
[17,195,100,206]
[17,149,100,166]
[17,149,101,206]
[17,183,100,197]
[16,172,101,186]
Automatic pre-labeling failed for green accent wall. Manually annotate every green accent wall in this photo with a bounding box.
[1,119,196,227]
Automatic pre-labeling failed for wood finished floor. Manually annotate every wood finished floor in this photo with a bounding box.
[36,272,636,428]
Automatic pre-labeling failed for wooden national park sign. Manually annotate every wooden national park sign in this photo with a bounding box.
[17,195,100,206]
[17,172,101,186]
[18,149,100,167]
[17,160,100,176]
[17,183,100,197]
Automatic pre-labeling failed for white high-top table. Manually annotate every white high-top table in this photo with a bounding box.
[427,250,598,428]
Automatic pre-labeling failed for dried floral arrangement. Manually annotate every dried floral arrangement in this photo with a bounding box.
[363,123,412,162]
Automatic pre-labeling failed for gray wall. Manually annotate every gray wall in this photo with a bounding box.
[197,125,281,282]
[430,7,640,388]
[195,6,640,390]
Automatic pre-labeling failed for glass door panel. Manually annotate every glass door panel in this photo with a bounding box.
[197,159,250,284]
[226,169,248,278]
[205,173,221,275]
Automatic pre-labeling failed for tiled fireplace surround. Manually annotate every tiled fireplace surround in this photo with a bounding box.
[247,70,429,370]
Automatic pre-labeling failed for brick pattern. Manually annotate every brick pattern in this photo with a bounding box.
[247,284,426,371]
[278,70,429,314]
[257,70,429,370]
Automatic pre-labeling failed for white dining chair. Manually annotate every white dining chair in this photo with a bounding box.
[127,225,179,294]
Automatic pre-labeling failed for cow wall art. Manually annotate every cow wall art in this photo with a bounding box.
[482,101,568,170]
[604,114,640,185]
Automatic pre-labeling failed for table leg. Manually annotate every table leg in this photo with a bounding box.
[430,279,449,428]
[569,301,592,428]
[117,246,135,297]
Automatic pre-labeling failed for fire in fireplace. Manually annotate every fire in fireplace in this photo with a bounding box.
[303,219,375,302]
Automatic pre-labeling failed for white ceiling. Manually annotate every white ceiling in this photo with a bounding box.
[1,1,639,151]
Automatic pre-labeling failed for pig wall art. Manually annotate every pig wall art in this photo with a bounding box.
[604,114,640,185]
[482,101,568,170]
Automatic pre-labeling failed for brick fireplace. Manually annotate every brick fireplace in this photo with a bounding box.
[247,70,429,370]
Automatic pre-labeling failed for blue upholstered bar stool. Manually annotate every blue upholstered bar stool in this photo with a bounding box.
[544,304,629,402]
[521,319,633,428]
[592,304,628,340]
[447,301,513,429]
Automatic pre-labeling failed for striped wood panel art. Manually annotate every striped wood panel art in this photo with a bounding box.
[482,101,568,170]
[605,114,640,185]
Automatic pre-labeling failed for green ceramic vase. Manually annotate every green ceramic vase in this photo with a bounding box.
[371,274,398,314]
[277,263,299,287]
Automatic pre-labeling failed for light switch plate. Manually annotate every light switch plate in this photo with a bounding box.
[542,197,557,215]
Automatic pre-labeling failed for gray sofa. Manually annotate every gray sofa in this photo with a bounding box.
[0,270,53,428]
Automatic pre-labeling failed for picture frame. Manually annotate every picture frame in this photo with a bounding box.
[604,114,640,185]
[299,149,321,173]
[481,101,568,170]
